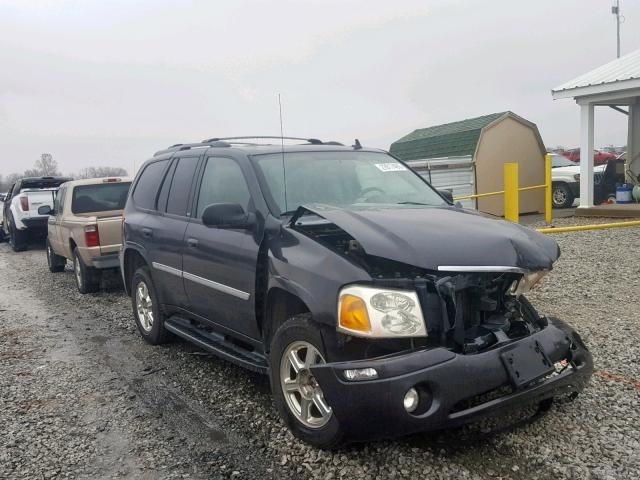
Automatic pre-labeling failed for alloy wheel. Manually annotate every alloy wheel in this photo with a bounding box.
[553,188,567,207]
[280,341,332,429]
[135,280,154,332]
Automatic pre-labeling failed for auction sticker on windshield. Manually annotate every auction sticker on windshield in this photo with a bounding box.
[375,163,407,172]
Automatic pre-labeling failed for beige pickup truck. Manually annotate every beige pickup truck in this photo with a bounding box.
[40,177,131,293]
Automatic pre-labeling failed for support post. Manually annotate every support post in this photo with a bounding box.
[627,102,640,181]
[579,103,594,207]
[504,162,519,223]
[545,154,552,224]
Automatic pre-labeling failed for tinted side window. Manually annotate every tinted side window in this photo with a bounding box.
[166,157,199,216]
[196,158,251,217]
[156,161,177,213]
[132,160,169,210]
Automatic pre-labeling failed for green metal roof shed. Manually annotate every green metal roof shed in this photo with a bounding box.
[390,112,509,161]
[390,112,546,216]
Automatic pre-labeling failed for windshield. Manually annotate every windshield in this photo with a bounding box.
[551,155,576,168]
[252,151,446,214]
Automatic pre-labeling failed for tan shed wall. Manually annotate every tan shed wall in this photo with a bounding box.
[475,117,545,216]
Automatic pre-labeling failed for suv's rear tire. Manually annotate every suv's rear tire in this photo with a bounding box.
[46,239,66,273]
[8,217,27,252]
[73,248,99,294]
[269,313,343,448]
[131,266,169,345]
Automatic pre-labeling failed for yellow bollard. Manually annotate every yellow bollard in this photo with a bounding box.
[545,154,552,225]
[504,163,519,223]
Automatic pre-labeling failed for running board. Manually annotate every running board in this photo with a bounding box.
[164,316,268,374]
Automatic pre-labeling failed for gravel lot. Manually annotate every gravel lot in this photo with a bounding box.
[0,216,639,479]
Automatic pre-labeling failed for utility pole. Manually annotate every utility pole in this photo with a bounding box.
[612,0,621,58]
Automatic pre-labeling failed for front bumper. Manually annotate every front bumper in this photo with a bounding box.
[311,318,592,440]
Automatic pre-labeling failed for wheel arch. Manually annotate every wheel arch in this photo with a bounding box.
[262,286,311,352]
[122,247,150,296]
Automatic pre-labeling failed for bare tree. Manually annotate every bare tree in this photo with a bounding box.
[35,153,60,176]
[76,166,128,179]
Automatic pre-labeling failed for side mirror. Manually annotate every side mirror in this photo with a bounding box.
[38,205,53,216]
[0,194,5,202]
[438,189,454,204]
[202,203,254,229]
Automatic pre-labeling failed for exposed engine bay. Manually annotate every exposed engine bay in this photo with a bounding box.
[292,211,546,357]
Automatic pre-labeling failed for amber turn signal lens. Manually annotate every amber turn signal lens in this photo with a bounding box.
[339,294,371,333]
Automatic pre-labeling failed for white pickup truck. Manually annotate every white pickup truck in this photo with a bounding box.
[2,176,72,251]
[550,154,605,208]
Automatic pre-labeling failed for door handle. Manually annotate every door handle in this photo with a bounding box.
[187,238,199,248]
[141,228,153,238]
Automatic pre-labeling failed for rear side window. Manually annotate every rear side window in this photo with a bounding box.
[166,157,199,216]
[72,183,131,214]
[196,157,251,217]
[133,160,169,210]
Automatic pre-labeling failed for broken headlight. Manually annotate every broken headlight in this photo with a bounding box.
[337,285,427,338]
[509,271,549,296]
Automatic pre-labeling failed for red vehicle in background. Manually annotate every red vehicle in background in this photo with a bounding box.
[560,148,616,165]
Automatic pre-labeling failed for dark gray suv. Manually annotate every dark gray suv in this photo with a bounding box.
[121,137,592,447]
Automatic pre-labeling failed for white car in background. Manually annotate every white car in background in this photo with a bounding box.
[550,154,605,208]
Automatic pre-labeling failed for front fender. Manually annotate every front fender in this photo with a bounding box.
[266,226,370,327]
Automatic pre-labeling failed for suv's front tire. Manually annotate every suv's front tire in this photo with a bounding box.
[131,266,169,345]
[269,314,343,448]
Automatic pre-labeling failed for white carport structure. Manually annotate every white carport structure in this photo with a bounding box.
[552,50,640,211]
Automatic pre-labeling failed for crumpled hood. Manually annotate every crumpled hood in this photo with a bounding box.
[292,204,560,272]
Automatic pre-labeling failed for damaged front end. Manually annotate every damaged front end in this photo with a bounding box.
[289,205,592,438]
[290,205,550,358]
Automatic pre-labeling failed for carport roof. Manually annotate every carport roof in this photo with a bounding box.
[552,49,640,99]
[390,112,509,161]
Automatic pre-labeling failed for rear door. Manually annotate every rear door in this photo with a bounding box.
[182,156,261,339]
[145,155,201,309]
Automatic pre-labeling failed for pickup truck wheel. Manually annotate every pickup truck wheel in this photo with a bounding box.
[46,240,66,273]
[131,266,168,345]
[73,248,99,294]
[270,314,343,448]
[552,183,574,209]
[8,217,27,252]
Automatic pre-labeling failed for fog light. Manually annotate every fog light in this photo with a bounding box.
[343,367,378,381]
[404,387,419,413]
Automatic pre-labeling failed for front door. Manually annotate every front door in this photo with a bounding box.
[182,156,261,339]
[49,186,66,255]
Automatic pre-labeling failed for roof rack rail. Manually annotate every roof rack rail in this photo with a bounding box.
[153,140,232,157]
[202,136,325,144]
[154,136,345,157]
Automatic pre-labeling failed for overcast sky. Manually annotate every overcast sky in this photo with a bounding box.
[1,0,639,176]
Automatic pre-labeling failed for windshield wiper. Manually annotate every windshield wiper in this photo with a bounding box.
[397,201,429,205]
